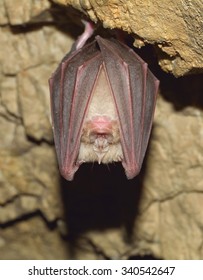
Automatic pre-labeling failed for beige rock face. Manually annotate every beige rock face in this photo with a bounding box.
[53,0,203,77]
[0,0,203,260]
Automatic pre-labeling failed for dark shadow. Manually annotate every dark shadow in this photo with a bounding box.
[159,72,203,110]
[60,159,146,258]
[9,4,85,39]
[48,4,86,38]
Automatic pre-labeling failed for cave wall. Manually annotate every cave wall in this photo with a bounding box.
[0,0,203,260]
[54,0,203,77]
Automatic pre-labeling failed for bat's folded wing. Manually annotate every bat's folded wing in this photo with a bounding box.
[49,41,103,180]
[96,36,159,179]
[49,35,159,180]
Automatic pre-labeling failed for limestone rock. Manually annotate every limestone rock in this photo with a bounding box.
[1,0,50,25]
[53,0,203,77]
[0,216,69,259]
[0,0,203,260]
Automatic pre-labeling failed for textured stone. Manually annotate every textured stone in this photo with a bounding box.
[0,145,61,223]
[17,65,53,141]
[3,0,50,25]
[53,0,203,77]
[160,193,203,259]
[1,76,20,118]
[0,216,69,259]
[0,0,203,260]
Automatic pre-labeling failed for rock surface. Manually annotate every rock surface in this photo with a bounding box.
[0,0,203,260]
[53,0,203,77]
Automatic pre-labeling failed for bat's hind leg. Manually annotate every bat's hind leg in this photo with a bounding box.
[75,20,94,50]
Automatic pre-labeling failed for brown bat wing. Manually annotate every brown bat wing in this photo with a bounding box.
[96,36,159,179]
[49,41,103,180]
[49,36,159,180]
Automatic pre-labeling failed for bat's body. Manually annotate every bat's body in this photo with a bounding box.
[78,65,123,165]
[49,31,159,181]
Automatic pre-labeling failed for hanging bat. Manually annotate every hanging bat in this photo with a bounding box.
[49,33,159,181]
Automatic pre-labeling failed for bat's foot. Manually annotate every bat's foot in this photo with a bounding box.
[75,20,94,50]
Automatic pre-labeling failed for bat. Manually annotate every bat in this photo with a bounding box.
[49,35,159,181]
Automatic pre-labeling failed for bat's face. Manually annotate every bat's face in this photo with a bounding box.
[49,36,159,181]
[78,64,123,165]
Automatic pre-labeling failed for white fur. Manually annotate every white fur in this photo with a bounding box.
[78,65,124,164]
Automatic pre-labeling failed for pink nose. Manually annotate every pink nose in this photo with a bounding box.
[90,116,113,134]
